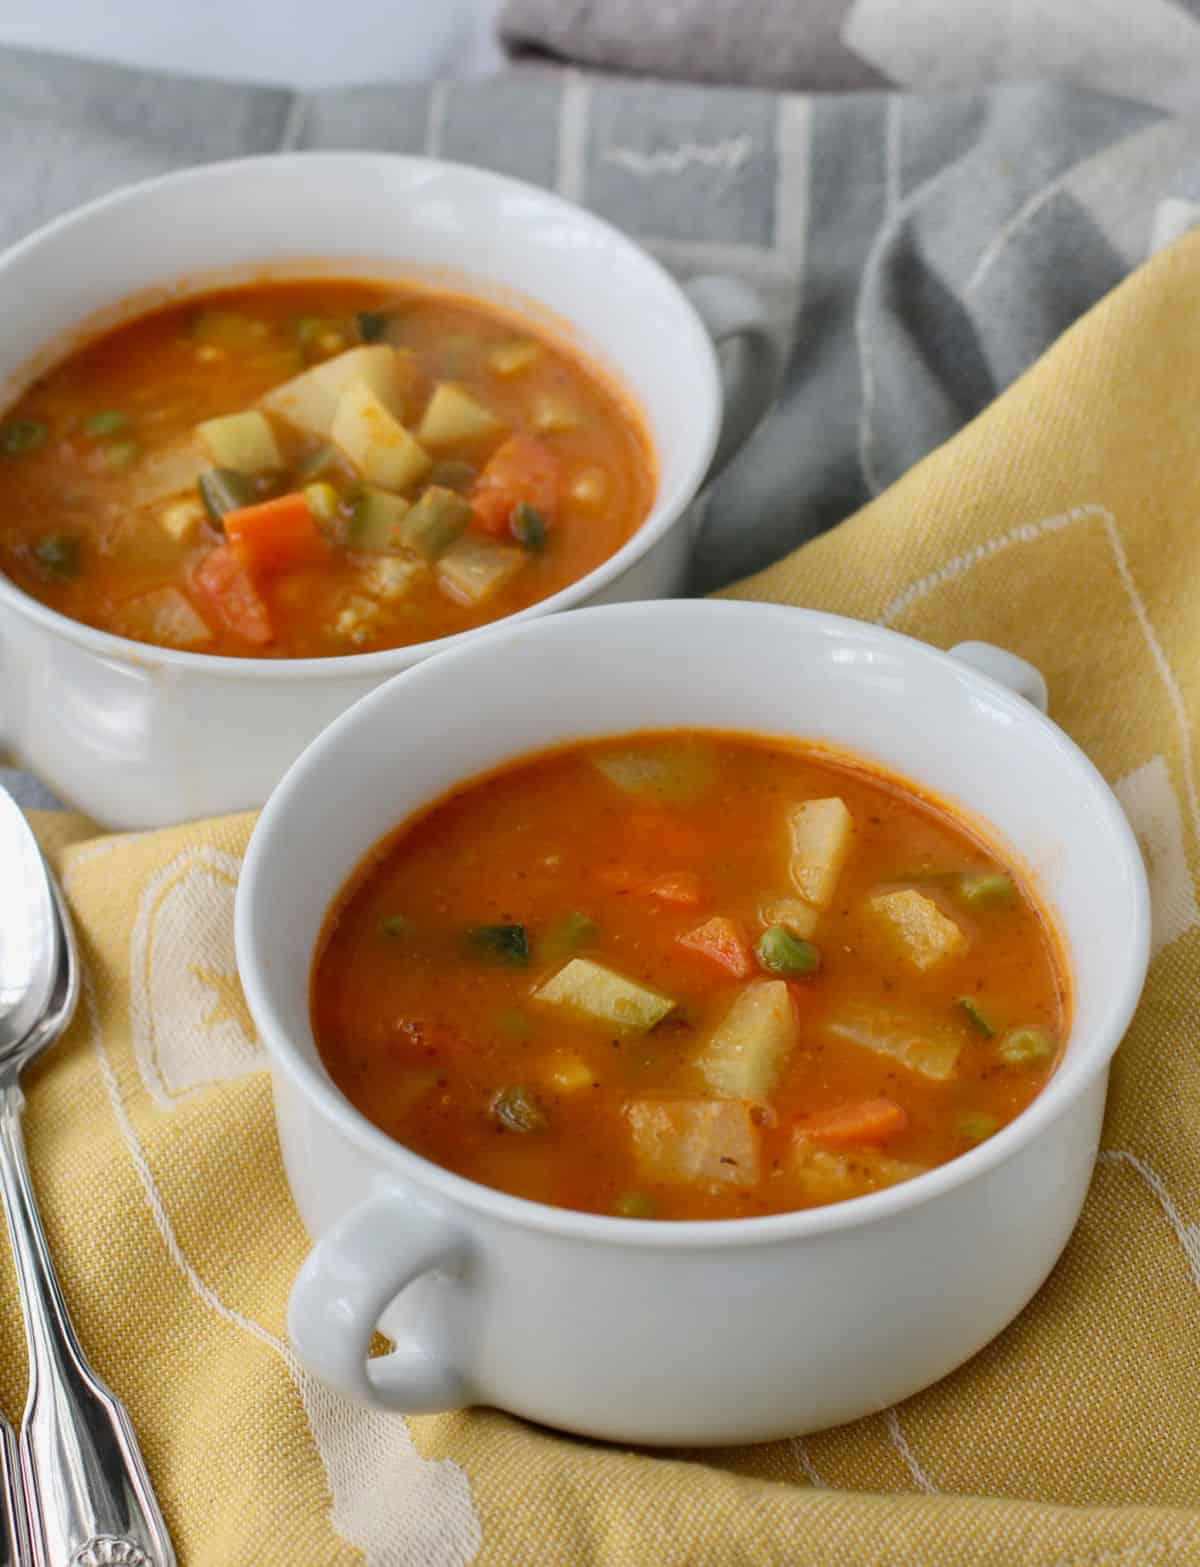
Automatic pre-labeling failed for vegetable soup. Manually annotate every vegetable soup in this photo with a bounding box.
[0,281,654,657]
[311,732,1069,1221]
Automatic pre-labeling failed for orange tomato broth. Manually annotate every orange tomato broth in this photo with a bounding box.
[0,280,655,657]
[311,732,1069,1222]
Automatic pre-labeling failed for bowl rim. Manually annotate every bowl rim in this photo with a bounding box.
[0,150,720,681]
[235,598,1152,1250]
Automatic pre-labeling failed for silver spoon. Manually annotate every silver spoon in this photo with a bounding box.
[0,790,175,1567]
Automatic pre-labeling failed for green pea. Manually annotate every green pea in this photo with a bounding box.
[83,409,129,437]
[378,914,414,938]
[957,1111,1000,1144]
[615,1191,657,1219]
[998,1026,1055,1066]
[756,925,820,976]
[32,533,80,581]
[0,418,48,456]
[956,872,1013,909]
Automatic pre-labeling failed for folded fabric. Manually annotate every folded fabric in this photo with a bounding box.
[6,214,1200,1567]
[498,0,1200,112]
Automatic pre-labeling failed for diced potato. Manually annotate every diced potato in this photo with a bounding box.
[867,888,968,972]
[531,392,583,433]
[758,896,819,939]
[195,410,282,474]
[825,1000,963,1082]
[113,587,212,649]
[591,743,715,805]
[696,979,796,1100]
[544,1052,597,1092]
[534,958,674,1033]
[332,382,431,493]
[158,496,205,543]
[487,339,542,376]
[363,555,426,602]
[399,487,472,561]
[126,442,207,508]
[416,382,505,448]
[261,344,413,440]
[790,1135,926,1204]
[787,798,854,909]
[349,487,410,553]
[568,465,610,508]
[435,534,526,605]
[626,1098,760,1187]
[333,595,382,647]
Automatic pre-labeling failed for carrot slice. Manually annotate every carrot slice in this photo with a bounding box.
[224,492,328,578]
[678,916,754,979]
[471,434,560,537]
[644,871,705,907]
[193,544,273,645]
[803,1097,909,1148]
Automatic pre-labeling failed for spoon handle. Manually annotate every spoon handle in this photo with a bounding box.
[1,1414,28,1567]
[0,1083,175,1567]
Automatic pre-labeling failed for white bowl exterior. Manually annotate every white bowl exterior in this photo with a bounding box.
[0,155,713,826]
[238,601,1150,1444]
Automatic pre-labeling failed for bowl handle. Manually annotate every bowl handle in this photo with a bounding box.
[683,274,783,482]
[287,1188,471,1412]
[949,641,1048,714]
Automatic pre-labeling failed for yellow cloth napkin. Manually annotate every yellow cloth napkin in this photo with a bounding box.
[8,225,1200,1565]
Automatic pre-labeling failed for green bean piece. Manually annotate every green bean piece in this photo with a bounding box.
[295,445,339,484]
[197,467,257,529]
[511,501,547,553]
[83,409,129,437]
[378,914,414,938]
[465,924,530,966]
[615,1191,657,1219]
[491,1085,548,1134]
[99,438,141,471]
[540,911,600,962]
[0,418,48,456]
[957,996,995,1037]
[495,1008,533,1041]
[355,310,392,343]
[956,872,1014,909]
[428,459,478,493]
[756,925,820,976]
[32,533,81,581]
[957,1110,1000,1144]
[998,1026,1055,1066]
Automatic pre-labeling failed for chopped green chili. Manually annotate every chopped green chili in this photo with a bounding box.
[957,996,995,1037]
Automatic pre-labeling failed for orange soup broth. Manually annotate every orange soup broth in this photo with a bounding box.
[312,734,1069,1220]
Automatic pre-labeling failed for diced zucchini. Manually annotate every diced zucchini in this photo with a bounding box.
[198,468,258,529]
[435,533,526,605]
[826,1000,962,1081]
[787,798,854,910]
[363,555,426,602]
[349,486,411,553]
[626,1098,760,1187]
[331,381,431,492]
[159,496,205,543]
[487,339,542,376]
[867,889,968,972]
[195,410,282,474]
[113,587,212,649]
[416,382,505,448]
[696,979,796,1099]
[535,958,674,1033]
[758,897,819,939]
[790,1137,926,1204]
[261,345,413,441]
[531,392,583,433]
[590,742,715,805]
[398,486,472,561]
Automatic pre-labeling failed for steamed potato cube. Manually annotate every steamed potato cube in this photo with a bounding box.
[534,958,674,1033]
[626,1098,760,1187]
[158,496,205,543]
[591,743,716,805]
[114,587,212,649]
[787,797,854,909]
[416,382,504,448]
[826,1000,962,1081]
[126,442,207,508]
[867,888,968,972]
[435,534,526,605]
[790,1136,926,1204]
[758,896,819,939]
[363,555,427,602]
[195,410,282,474]
[261,344,412,440]
[331,382,432,492]
[531,392,583,433]
[487,339,542,376]
[696,979,796,1100]
[544,1052,597,1092]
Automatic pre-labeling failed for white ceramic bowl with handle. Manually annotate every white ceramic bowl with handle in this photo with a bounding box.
[0,154,779,829]
[235,599,1150,1447]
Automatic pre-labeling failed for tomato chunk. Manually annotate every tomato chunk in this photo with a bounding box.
[471,434,560,537]
[678,916,754,979]
[193,544,274,645]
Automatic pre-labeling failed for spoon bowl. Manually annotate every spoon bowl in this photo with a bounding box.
[0,790,60,1069]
